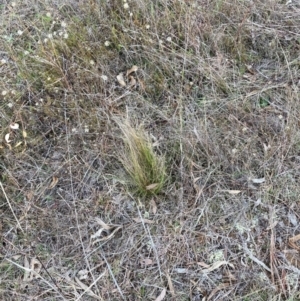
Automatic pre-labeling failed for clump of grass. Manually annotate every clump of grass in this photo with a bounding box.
[116,119,166,196]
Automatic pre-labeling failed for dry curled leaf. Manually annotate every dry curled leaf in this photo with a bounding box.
[75,276,104,300]
[77,269,89,280]
[222,190,241,195]
[10,123,19,130]
[146,183,159,190]
[207,283,230,301]
[128,75,136,87]
[117,73,126,87]
[288,234,300,251]
[5,133,11,143]
[126,65,138,76]
[48,177,58,189]
[140,258,153,266]
[252,177,265,184]
[155,288,166,301]
[91,226,122,244]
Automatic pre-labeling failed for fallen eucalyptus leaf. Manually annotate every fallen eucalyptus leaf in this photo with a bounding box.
[133,217,155,224]
[201,261,234,273]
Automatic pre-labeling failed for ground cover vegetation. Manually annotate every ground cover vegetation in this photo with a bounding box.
[0,0,300,300]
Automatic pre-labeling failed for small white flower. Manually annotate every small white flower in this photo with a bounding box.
[46,12,51,18]
[17,30,23,36]
[48,33,53,39]
[43,38,48,43]
[24,50,29,55]
[11,2,16,7]
[2,91,7,96]
[63,33,69,39]
[1,59,7,64]
[129,12,133,17]
[145,25,150,29]
[90,60,95,65]
[47,77,51,81]
[104,41,110,47]
[58,31,63,36]
[7,103,13,108]
[166,36,172,42]
[124,3,129,9]
[101,75,108,81]
[61,21,67,28]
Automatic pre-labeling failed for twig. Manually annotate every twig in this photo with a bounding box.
[243,244,271,272]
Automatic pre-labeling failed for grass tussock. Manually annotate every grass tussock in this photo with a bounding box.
[116,119,166,196]
[1,0,300,300]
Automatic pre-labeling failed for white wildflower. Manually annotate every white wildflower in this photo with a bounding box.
[145,25,150,29]
[17,30,23,36]
[46,12,51,18]
[166,36,172,42]
[2,91,7,96]
[101,75,108,81]
[61,21,67,28]
[104,41,110,47]
[124,3,129,9]
[63,33,69,39]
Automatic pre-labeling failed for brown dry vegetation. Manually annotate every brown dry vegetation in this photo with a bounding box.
[1,0,300,300]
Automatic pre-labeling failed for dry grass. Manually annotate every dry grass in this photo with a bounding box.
[1,0,300,300]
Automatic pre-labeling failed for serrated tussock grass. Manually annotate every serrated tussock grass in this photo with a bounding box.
[116,119,166,196]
